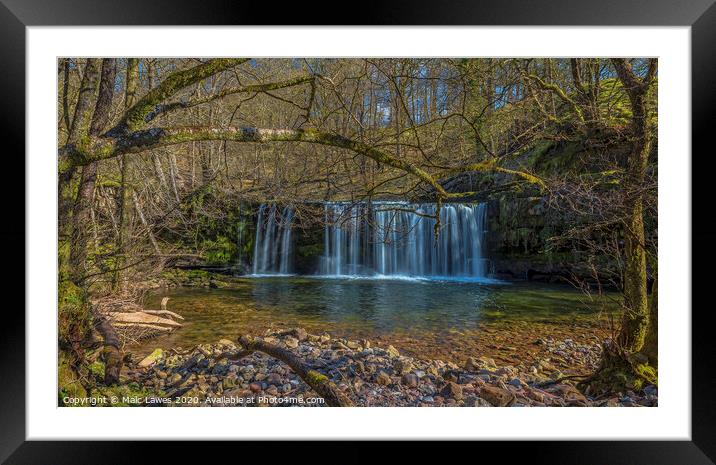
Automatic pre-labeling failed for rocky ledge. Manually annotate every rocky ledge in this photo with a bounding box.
[126,329,657,407]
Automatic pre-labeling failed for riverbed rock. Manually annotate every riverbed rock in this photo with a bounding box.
[376,371,392,386]
[464,357,479,371]
[249,382,263,393]
[440,382,463,400]
[401,373,419,388]
[551,384,588,405]
[394,358,414,375]
[138,348,163,368]
[386,345,400,358]
[479,385,515,406]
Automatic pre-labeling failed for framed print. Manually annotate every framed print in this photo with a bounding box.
[3,0,715,462]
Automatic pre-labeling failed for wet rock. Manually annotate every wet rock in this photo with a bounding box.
[479,385,515,406]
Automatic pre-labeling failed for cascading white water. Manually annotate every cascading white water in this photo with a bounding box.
[320,202,487,278]
[252,204,295,274]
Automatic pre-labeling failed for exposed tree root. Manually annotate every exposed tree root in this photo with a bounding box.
[578,342,657,398]
[237,335,355,407]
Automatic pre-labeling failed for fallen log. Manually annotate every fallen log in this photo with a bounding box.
[113,323,175,332]
[93,316,122,385]
[110,311,182,328]
[238,335,355,407]
[142,309,185,320]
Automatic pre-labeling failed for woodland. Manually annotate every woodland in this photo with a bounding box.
[58,58,657,407]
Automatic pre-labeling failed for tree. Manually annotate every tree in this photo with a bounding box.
[521,58,658,393]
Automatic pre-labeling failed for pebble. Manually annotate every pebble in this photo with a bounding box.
[439,382,463,400]
[401,373,419,388]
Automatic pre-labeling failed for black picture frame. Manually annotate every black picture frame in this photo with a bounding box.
[2,1,713,463]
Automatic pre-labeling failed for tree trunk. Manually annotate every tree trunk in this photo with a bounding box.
[69,59,116,283]
[610,58,656,354]
[132,190,161,255]
[641,272,658,367]
[112,58,139,290]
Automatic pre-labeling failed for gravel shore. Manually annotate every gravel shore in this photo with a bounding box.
[126,328,657,407]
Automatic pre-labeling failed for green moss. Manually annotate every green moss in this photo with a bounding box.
[58,351,88,405]
[305,370,329,386]
[531,140,582,174]
[88,360,105,379]
[201,235,237,265]
[580,346,658,396]
[93,382,165,407]
[633,363,658,388]
[58,280,90,347]
[139,348,163,367]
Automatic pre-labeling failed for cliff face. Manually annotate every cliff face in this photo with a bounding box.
[485,195,573,282]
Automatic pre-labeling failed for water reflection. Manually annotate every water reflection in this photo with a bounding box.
[135,277,616,361]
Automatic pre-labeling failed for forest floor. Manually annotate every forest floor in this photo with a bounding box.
[121,327,657,407]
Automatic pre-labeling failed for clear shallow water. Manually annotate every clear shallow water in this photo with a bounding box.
[135,277,617,363]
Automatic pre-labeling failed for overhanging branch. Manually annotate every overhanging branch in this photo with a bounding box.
[114,58,250,132]
[60,126,546,200]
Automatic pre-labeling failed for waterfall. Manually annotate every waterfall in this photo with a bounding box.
[319,201,487,278]
[252,204,295,274]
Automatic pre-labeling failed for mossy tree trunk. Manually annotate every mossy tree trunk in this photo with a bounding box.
[612,58,656,354]
[641,271,658,367]
[69,58,117,283]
